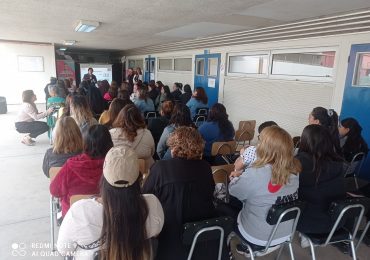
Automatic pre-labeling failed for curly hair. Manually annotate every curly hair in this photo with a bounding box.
[167,126,204,160]
[112,104,146,142]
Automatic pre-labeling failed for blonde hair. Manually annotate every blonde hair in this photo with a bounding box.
[70,95,95,127]
[253,126,301,185]
[53,116,83,154]
[167,126,204,160]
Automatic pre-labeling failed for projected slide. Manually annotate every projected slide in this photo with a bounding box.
[80,64,112,82]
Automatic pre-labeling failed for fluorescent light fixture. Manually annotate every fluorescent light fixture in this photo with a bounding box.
[63,40,76,46]
[59,47,67,51]
[75,20,100,32]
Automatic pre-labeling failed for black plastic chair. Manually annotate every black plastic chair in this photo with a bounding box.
[195,107,209,116]
[300,197,370,260]
[229,200,305,260]
[144,111,158,119]
[183,216,234,260]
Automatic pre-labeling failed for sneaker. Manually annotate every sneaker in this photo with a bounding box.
[236,243,280,257]
[332,241,350,255]
[299,234,310,248]
[21,135,35,146]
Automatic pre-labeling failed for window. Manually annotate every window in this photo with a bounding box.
[228,55,268,74]
[271,51,336,78]
[208,58,218,76]
[353,53,370,87]
[158,59,173,70]
[128,59,143,70]
[174,58,192,71]
[196,59,205,75]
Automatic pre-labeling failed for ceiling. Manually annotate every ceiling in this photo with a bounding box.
[1,0,370,52]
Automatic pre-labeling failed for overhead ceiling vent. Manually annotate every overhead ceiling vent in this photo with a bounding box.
[124,8,370,55]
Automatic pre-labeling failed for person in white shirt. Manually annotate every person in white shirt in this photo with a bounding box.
[15,90,54,146]
[57,146,164,260]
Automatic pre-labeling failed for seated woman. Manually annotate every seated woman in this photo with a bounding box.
[156,85,173,112]
[15,90,53,145]
[134,88,155,114]
[156,103,194,159]
[70,94,98,133]
[46,84,65,136]
[98,98,132,128]
[180,84,192,105]
[50,125,113,216]
[147,100,174,151]
[42,116,82,178]
[198,103,235,163]
[229,126,301,255]
[143,127,216,260]
[339,117,369,162]
[296,125,346,244]
[110,104,155,168]
[57,146,164,260]
[103,85,118,102]
[186,86,208,119]
[171,82,183,103]
[309,107,341,154]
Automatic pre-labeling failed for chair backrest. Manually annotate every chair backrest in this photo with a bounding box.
[70,194,94,205]
[260,200,304,253]
[325,197,370,245]
[183,216,234,260]
[344,152,366,177]
[138,158,147,175]
[49,167,62,182]
[292,136,301,149]
[238,120,256,134]
[144,111,157,119]
[195,107,209,116]
[211,141,236,156]
[212,164,234,202]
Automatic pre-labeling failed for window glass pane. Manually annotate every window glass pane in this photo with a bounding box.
[159,59,172,70]
[271,51,335,77]
[174,58,192,71]
[229,55,268,74]
[208,58,218,76]
[196,59,204,75]
[128,60,136,68]
[353,53,370,86]
[150,60,155,71]
[135,60,143,70]
[145,60,149,72]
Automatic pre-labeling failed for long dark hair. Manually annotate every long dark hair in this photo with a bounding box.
[104,99,130,128]
[100,179,149,260]
[208,103,234,138]
[169,103,194,127]
[299,124,343,183]
[83,125,113,159]
[194,87,208,104]
[341,117,369,158]
[112,104,146,142]
[22,90,37,111]
[311,107,341,153]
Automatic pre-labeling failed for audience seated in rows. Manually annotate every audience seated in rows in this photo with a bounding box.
[229,126,301,256]
[109,104,155,168]
[143,127,216,260]
[199,103,235,162]
[57,146,164,260]
[70,95,98,134]
[42,117,82,177]
[134,88,155,114]
[296,124,346,247]
[155,85,173,112]
[231,121,278,178]
[50,125,113,216]
[339,117,369,162]
[186,86,208,119]
[180,84,192,105]
[103,85,118,102]
[156,103,194,159]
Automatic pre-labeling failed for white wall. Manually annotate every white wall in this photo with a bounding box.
[157,71,193,89]
[0,42,56,104]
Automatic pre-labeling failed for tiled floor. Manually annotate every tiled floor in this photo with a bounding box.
[0,104,369,259]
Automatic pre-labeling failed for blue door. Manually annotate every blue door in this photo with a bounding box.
[144,57,155,82]
[194,53,221,106]
[341,44,370,179]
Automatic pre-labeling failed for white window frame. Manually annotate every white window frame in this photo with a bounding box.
[226,51,270,79]
[352,52,370,88]
[174,57,192,72]
[269,46,338,82]
[158,58,173,72]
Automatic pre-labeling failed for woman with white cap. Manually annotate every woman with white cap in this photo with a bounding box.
[57,146,164,260]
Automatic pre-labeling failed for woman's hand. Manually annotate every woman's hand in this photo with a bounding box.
[46,107,54,115]
[229,170,242,180]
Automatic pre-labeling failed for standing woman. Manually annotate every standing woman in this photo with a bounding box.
[339,117,369,162]
[308,107,341,154]
[229,126,301,254]
[186,87,208,119]
[15,90,53,145]
[42,116,83,177]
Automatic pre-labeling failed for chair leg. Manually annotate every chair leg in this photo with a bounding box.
[275,243,285,260]
[288,242,295,260]
[50,196,55,251]
[350,241,357,260]
[356,221,370,250]
[307,239,316,260]
[245,243,255,260]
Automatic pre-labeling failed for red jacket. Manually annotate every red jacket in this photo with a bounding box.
[50,153,104,216]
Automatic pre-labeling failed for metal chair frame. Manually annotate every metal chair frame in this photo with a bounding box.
[49,167,62,252]
[212,141,236,164]
[356,219,370,250]
[236,207,301,260]
[212,164,234,203]
[187,226,224,260]
[344,152,366,189]
[300,204,365,260]
[145,111,157,119]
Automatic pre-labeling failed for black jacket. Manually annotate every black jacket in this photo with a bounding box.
[296,152,346,233]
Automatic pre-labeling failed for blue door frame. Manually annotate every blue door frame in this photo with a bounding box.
[194,52,221,107]
[144,57,155,82]
[341,44,370,179]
